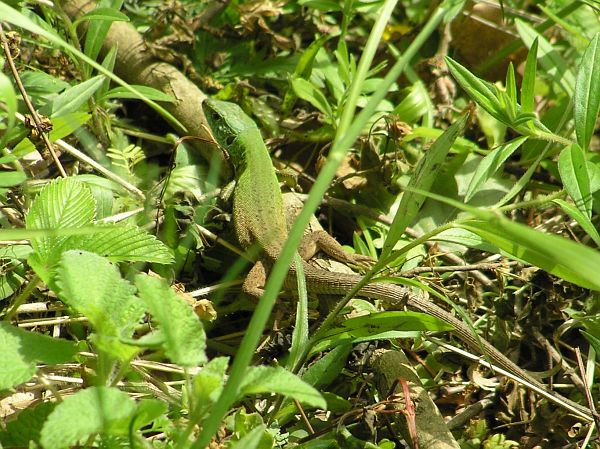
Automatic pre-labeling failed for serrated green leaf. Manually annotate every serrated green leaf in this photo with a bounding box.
[135,274,206,366]
[25,178,171,276]
[558,143,592,218]
[40,386,136,449]
[56,251,144,361]
[56,251,141,332]
[26,177,96,265]
[553,199,600,247]
[78,224,174,264]
[74,173,116,219]
[100,85,175,102]
[465,136,528,202]
[0,322,78,389]
[0,227,108,242]
[240,366,326,409]
[575,33,600,150]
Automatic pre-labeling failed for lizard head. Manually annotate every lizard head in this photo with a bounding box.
[202,99,255,150]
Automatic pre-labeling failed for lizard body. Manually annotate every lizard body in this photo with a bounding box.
[202,98,592,421]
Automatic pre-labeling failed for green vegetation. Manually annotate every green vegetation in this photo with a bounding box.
[0,1,599,448]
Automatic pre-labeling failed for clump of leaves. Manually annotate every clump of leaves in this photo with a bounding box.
[0,177,326,447]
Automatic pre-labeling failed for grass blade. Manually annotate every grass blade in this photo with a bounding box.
[515,19,576,95]
[558,143,592,218]
[553,198,600,247]
[465,136,528,202]
[574,33,600,150]
[520,39,538,115]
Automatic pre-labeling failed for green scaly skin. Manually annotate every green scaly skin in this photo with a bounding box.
[202,99,286,260]
[202,98,593,421]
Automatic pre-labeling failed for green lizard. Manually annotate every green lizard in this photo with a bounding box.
[202,98,593,422]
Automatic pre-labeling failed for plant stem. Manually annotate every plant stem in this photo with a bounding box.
[531,130,574,147]
[498,190,566,212]
[3,275,40,322]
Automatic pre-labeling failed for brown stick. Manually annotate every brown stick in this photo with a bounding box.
[60,0,222,170]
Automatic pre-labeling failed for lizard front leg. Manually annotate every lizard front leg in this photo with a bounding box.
[242,232,371,299]
[298,229,374,268]
[241,258,270,299]
[283,191,374,269]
